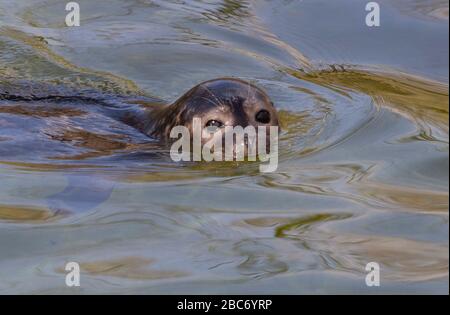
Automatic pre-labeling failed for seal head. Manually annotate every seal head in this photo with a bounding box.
[147,78,279,144]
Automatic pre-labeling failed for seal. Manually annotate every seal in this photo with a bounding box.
[1,78,279,152]
[118,78,279,147]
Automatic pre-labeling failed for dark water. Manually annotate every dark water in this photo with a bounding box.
[0,0,448,294]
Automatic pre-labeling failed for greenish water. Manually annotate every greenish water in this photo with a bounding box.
[0,0,448,294]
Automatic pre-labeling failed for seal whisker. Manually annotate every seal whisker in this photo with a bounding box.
[202,85,226,108]
[197,96,224,110]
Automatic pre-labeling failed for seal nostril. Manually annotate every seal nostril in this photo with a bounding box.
[255,110,271,124]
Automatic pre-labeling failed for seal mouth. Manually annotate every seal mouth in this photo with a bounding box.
[222,127,278,159]
[169,117,279,163]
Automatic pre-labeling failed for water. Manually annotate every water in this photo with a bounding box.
[0,0,448,294]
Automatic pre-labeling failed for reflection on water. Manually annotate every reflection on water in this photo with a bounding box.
[0,0,448,294]
[0,204,63,222]
[56,257,188,280]
[392,0,449,20]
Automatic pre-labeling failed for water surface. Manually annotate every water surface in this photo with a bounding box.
[0,0,448,294]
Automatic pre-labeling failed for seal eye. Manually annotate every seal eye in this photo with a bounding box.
[255,110,271,124]
[205,120,224,128]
